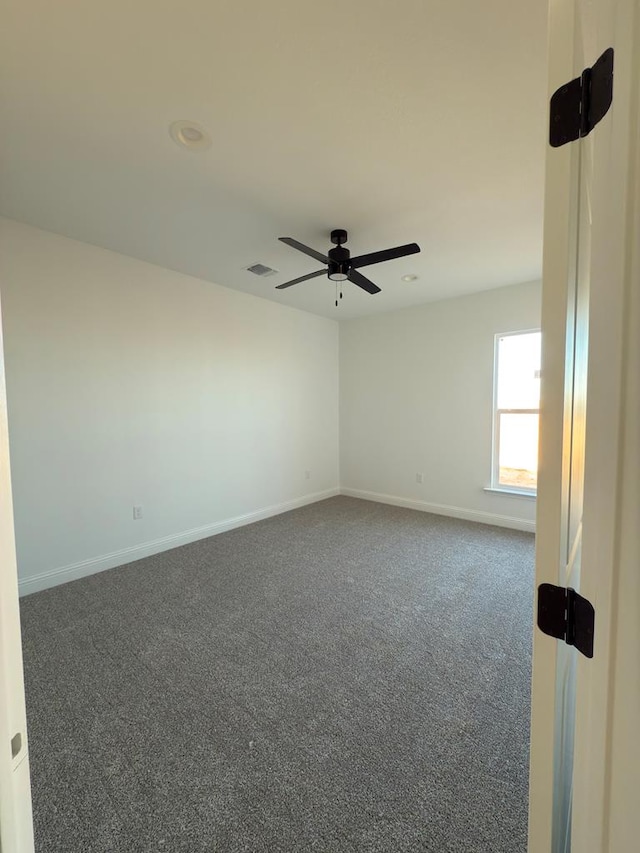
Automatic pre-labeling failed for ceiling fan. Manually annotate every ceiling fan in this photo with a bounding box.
[276,229,420,305]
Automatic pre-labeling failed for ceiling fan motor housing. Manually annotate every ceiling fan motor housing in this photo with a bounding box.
[328,244,350,280]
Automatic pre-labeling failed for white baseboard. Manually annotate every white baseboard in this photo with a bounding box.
[18,488,340,597]
[340,487,536,533]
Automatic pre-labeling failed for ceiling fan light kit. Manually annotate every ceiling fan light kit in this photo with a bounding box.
[276,229,420,306]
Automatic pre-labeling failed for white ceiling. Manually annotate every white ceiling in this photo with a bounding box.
[0,0,548,320]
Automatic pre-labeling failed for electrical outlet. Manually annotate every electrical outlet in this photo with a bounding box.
[416,473,424,484]
[305,470,311,480]
[133,505,143,520]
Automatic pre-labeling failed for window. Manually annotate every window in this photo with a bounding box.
[492,330,541,495]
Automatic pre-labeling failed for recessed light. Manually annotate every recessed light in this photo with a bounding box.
[401,274,418,282]
[169,120,211,151]
[181,126,203,143]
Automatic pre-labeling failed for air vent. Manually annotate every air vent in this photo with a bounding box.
[246,263,278,277]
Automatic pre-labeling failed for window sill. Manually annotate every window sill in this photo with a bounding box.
[484,486,537,499]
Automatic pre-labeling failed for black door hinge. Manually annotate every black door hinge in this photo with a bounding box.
[537,583,595,658]
[549,47,614,147]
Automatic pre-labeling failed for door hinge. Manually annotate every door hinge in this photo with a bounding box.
[549,47,614,147]
[537,583,595,658]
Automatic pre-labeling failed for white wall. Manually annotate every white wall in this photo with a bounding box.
[340,280,541,531]
[0,220,339,594]
[0,219,540,596]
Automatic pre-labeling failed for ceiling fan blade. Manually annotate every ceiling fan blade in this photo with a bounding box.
[348,268,381,295]
[275,269,326,289]
[278,237,329,264]
[350,242,420,269]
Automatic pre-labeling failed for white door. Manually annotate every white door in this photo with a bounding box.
[529,0,639,851]
[0,292,34,850]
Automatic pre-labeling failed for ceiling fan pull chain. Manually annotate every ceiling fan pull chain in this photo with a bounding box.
[335,280,338,307]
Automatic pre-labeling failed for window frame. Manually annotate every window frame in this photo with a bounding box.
[490,328,541,497]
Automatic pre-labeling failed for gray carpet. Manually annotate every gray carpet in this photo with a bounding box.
[20,496,534,852]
